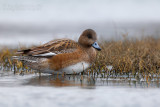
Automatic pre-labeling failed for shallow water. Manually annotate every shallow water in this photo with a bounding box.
[0,71,160,107]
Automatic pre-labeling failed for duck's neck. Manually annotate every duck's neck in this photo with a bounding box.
[82,46,97,63]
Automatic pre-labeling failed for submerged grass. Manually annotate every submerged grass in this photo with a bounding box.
[0,36,160,82]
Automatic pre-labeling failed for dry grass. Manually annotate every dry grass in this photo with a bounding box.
[90,36,160,82]
[0,36,160,80]
[0,47,33,74]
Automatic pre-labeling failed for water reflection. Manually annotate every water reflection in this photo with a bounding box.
[25,74,160,88]
[25,75,96,88]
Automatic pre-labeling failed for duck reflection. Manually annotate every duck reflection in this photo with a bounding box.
[25,74,96,88]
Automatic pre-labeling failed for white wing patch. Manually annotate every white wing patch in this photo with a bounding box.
[33,52,57,57]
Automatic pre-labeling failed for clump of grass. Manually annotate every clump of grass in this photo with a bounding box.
[89,36,160,82]
[0,47,33,74]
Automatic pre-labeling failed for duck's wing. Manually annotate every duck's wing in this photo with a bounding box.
[17,39,79,57]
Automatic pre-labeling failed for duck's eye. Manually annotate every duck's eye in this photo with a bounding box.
[87,34,92,39]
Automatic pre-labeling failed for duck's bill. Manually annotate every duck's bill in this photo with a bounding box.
[92,42,101,51]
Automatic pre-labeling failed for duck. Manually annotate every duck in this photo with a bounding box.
[13,29,101,74]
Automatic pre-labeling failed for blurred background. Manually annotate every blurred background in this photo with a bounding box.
[0,0,160,48]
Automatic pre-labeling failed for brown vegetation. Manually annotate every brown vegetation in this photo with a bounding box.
[90,36,160,82]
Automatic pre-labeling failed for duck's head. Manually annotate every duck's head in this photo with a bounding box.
[78,29,101,51]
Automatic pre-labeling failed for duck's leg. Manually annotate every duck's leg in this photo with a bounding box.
[38,70,41,77]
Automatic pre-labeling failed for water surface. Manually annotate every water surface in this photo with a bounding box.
[0,71,160,107]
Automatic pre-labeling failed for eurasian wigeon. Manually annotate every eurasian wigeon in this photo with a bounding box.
[14,29,101,74]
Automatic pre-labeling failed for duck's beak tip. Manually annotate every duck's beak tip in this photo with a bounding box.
[97,48,101,51]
